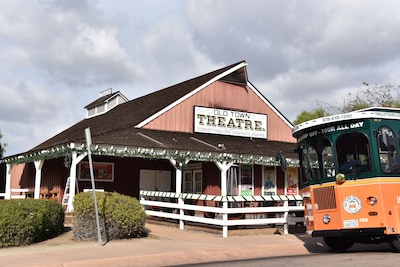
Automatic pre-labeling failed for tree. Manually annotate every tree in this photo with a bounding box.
[0,131,6,158]
[293,108,331,125]
[320,82,400,114]
[294,82,400,124]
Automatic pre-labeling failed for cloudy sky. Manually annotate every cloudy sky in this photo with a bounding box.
[1,0,400,156]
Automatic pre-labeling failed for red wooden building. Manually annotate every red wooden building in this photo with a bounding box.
[0,61,300,235]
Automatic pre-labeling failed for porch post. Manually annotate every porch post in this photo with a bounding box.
[66,144,87,212]
[283,199,289,234]
[215,161,233,238]
[34,160,44,199]
[169,158,187,230]
[5,164,12,199]
[176,167,184,230]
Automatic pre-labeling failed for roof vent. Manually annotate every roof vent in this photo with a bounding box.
[99,88,113,97]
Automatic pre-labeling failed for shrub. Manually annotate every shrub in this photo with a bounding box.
[72,191,146,241]
[0,199,65,247]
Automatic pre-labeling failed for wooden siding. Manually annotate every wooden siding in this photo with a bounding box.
[76,157,176,198]
[10,163,32,189]
[142,81,295,143]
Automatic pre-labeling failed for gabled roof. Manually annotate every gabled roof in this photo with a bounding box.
[32,61,253,151]
[3,61,297,166]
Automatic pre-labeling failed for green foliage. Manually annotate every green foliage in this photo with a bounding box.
[0,199,65,247]
[296,82,400,122]
[293,108,330,125]
[72,191,146,241]
[0,130,6,158]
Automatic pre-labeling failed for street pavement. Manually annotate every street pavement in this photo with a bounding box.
[0,222,314,267]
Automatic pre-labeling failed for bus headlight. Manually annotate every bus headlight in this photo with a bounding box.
[323,214,331,224]
[336,173,346,185]
[367,196,378,206]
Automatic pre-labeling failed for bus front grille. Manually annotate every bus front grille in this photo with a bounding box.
[313,186,336,210]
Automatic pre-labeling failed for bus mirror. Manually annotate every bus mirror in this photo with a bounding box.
[276,152,287,171]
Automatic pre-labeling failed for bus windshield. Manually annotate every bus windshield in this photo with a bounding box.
[299,137,334,185]
[298,130,372,186]
[336,132,371,175]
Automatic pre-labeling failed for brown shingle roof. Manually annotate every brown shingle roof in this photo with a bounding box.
[31,61,249,151]
[4,61,297,164]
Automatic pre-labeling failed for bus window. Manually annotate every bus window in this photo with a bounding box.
[322,145,334,177]
[300,146,311,185]
[310,138,334,179]
[307,145,320,180]
[336,132,371,175]
[376,126,399,173]
[299,137,333,185]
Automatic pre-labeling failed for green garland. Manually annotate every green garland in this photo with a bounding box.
[2,142,299,167]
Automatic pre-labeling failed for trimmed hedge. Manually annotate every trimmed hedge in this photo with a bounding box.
[72,191,146,241]
[0,199,65,247]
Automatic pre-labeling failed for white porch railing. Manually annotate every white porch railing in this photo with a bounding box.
[140,190,304,237]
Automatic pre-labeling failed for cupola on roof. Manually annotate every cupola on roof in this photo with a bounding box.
[85,88,128,118]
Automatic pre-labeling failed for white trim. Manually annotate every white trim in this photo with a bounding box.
[5,164,12,199]
[135,62,248,128]
[34,160,44,199]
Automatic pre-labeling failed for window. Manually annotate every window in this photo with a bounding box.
[310,138,334,178]
[194,170,202,192]
[139,169,171,191]
[376,126,399,173]
[336,132,371,175]
[299,137,333,184]
[183,170,202,193]
[240,164,253,196]
[263,167,276,196]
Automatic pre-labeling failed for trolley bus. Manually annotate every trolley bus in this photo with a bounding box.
[292,107,400,252]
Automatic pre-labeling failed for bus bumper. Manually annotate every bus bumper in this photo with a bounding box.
[312,227,386,238]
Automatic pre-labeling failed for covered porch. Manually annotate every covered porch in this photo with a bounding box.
[1,138,302,238]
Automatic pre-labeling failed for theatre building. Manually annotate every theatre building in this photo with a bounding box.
[0,61,301,236]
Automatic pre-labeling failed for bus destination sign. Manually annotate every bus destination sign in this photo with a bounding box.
[297,121,364,142]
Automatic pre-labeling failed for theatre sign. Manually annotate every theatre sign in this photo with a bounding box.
[194,106,267,139]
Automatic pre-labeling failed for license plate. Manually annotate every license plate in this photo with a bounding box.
[343,219,358,228]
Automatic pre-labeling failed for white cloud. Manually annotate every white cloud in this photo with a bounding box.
[2,0,400,155]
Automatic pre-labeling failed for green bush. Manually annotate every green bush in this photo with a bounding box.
[72,191,146,241]
[0,199,65,247]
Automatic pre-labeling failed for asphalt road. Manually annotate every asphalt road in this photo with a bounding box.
[177,236,396,267]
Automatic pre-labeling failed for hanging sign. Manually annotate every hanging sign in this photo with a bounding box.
[194,106,267,139]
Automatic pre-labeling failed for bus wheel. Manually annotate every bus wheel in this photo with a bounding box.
[323,237,353,252]
[389,235,400,252]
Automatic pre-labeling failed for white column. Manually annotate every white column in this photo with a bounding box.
[5,164,12,199]
[176,168,185,230]
[169,158,187,230]
[215,161,233,238]
[66,144,87,212]
[34,160,44,199]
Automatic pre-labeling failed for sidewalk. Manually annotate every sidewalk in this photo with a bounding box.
[0,222,312,267]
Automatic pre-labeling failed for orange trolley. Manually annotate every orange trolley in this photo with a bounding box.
[292,107,400,251]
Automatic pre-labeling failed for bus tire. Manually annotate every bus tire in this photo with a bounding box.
[323,237,353,252]
[389,235,400,252]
